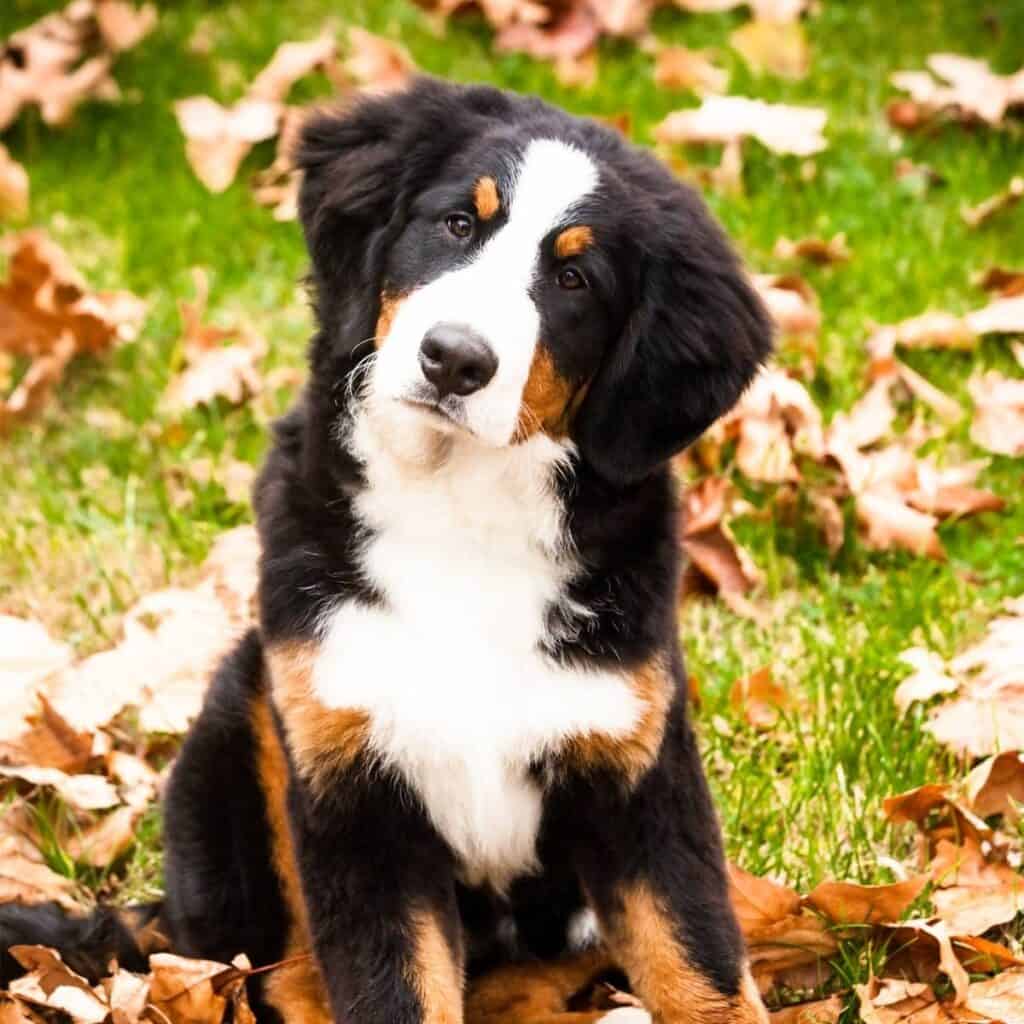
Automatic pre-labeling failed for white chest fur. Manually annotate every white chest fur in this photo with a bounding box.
[311,417,640,890]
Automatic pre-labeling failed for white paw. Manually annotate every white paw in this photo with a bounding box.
[599,1009,653,1024]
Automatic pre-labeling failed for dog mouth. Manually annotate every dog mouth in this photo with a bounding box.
[399,395,468,433]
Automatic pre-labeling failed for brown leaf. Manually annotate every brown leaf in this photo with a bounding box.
[728,862,801,933]
[8,947,108,1024]
[805,876,928,926]
[175,96,280,194]
[65,804,143,867]
[855,491,944,559]
[973,266,1024,297]
[94,1,157,52]
[963,966,1024,1020]
[0,617,72,747]
[149,953,251,1024]
[891,54,1024,127]
[962,175,1024,229]
[0,144,29,220]
[893,362,963,425]
[0,2,149,131]
[653,45,729,94]
[341,27,417,92]
[0,765,119,811]
[655,96,827,156]
[0,805,79,908]
[772,234,850,266]
[929,838,1024,937]
[752,274,822,341]
[730,19,809,80]
[893,648,958,712]
[495,4,599,60]
[248,31,337,103]
[0,996,48,1024]
[770,998,842,1024]
[964,751,1024,822]
[968,370,1024,458]
[853,979,940,1024]
[730,667,790,729]
[882,919,970,1004]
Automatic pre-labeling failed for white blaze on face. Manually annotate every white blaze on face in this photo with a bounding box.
[370,138,600,446]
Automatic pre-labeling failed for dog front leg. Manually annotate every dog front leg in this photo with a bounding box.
[569,711,768,1024]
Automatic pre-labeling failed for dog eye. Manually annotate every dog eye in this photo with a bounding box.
[445,213,474,240]
[556,267,587,291]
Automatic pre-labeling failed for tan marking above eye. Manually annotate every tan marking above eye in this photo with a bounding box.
[473,176,500,220]
[554,225,594,259]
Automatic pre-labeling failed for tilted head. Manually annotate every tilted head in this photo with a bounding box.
[298,77,772,486]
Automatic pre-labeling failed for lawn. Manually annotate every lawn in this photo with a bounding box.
[2,0,1023,986]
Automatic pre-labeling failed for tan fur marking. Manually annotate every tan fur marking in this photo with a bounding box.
[408,909,465,1024]
[565,658,672,786]
[473,176,500,220]
[266,642,370,793]
[376,291,406,347]
[466,949,614,1024]
[263,958,333,1024]
[605,882,768,1024]
[554,225,594,260]
[515,346,580,441]
[251,691,333,1024]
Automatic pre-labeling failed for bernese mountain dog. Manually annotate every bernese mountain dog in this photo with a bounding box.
[1,77,773,1023]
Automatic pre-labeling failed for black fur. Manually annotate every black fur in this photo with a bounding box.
[2,77,771,1023]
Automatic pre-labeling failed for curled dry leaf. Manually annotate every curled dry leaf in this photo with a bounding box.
[728,864,838,993]
[679,478,763,599]
[0,803,79,908]
[730,667,790,729]
[804,875,929,926]
[0,765,119,812]
[0,1,154,132]
[495,4,600,61]
[752,274,822,341]
[8,947,108,1024]
[729,19,809,80]
[962,175,1023,229]
[163,275,265,411]
[0,231,146,431]
[890,53,1024,127]
[964,751,1024,823]
[656,96,827,156]
[974,266,1024,297]
[772,234,850,266]
[853,978,938,1024]
[149,952,251,1024]
[653,45,729,95]
[341,27,417,93]
[0,145,29,221]
[769,997,842,1024]
[968,370,1024,457]
[929,838,1024,937]
[963,966,1024,1020]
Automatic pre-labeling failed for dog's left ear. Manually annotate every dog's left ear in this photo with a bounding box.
[574,183,772,487]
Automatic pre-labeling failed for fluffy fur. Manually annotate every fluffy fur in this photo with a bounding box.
[0,78,773,1024]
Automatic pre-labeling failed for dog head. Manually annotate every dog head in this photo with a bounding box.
[298,77,772,484]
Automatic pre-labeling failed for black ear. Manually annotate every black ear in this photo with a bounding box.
[574,181,772,487]
[296,76,488,363]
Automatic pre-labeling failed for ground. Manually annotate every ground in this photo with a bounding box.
[2,0,1023,969]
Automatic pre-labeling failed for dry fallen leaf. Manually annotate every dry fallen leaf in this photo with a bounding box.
[929,838,1024,937]
[656,95,828,156]
[8,947,108,1024]
[893,648,959,712]
[0,804,80,909]
[752,274,822,342]
[805,876,929,926]
[964,751,1024,823]
[0,231,146,431]
[0,766,119,812]
[890,53,1024,127]
[963,966,1024,1020]
[495,4,600,61]
[340,27,417,92]
[769,997,842,1024]
[968,370,1024,457]
[962,175,1024,229]
[149,953,250,1024]
[653,45,729,95]
[729,19,809,80]
[163,274,265,412]
[0,1,155,132]
[772,234,850,266]
[730,667,790,729]
[853,978,939,1024]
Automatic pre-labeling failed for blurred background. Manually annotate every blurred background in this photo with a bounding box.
[2,3,1024,1019]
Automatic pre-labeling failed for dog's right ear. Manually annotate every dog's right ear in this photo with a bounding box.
[296,77,480,350]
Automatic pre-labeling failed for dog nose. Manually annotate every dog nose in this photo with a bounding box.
[419,324,498,399]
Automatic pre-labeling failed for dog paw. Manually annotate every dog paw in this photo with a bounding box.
[599,1009,652,1023]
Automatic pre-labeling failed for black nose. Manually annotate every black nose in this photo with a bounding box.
[418,324,498,399]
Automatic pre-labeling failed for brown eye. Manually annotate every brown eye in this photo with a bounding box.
[557,266,586,291]
[445,213,474,239]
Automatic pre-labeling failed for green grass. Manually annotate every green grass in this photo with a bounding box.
[2,0,1023,910]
